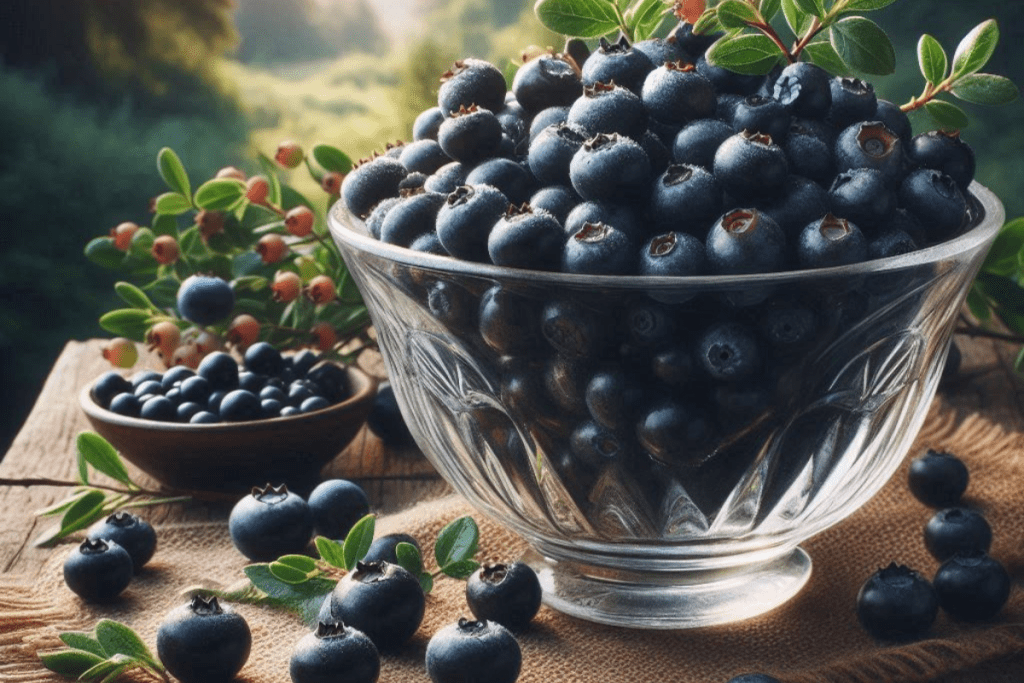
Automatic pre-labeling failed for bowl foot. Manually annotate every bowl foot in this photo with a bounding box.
[523,546,811,629]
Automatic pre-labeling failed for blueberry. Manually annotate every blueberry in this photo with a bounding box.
[362,533,421,565]
[648,163,722,236]
[757,301,818,352]
[367,382,415,448]
[341,156,407,219]
[868,228,918,260]
[321,561,425,651]
[773,61,832,119]
[631,37,689,68]
[512,55,582,113]
[696,320,761,382]
[198,351,240,392]
[640,230,706,278]
[134,379,164,398]
[726,675,782,683]
[437,106,503,165]
[856,563,938,641]
[541,299,613,359]
[207,390,227,414]
[157,595,251,683]
[398,139,451,175]
[364,196,401,240]
[712,131,789,202]
[570,420,630,467]
[190,410,219,424]
[569,132,651,203]
[228,483,314,561]
[379,191,447,248]
[488,206,563,271]
[908,449,969,508]
[177,401,205,422]
[177,275,234,326]
[907,130,976,191]
[730,95,791,143]
[873,98,913,146]
[413,106,445,141]
[564,201,642,242]
[783,120,835,186]
[672,118,734,169]
[528,185,579,225]
[300,395,331,413]
[425,618,521,683]
[563,222,636,275]
[625,300,677,348]
[566,81,647,141]
[180,375,212,403]
[238,371,265,394]
[131,370,162,388]
[466,562,542,632]
[528,122,589,187]
[899,169,968,241]
[924,507,992,561]
[260,398,283,418]
[219,389,261,422]
[141,395,177,422]
[289,621,380,683]
[640,129,672,175]
[636,399,714,466]
[438,58,506,116]
[306,362,352,404]
[933,551,1011,621]
[585,366,647,431]
[479,285,543,356]
[435,184,508,262]
[705,209,786,275]
[797,214,868,269]
[86,511,156,573]
[669,21,721,58]
[465,158,534,206]
[528,106,571,143]
[695,56,764,96]
[291,349,319,378]
[641,61,715,126]
[424,161,469,195]
[307,479,370,541]
[762,175,830,241]
[580,34,654,95]
[63,538,133,602]
[828,168,897,231]
[835,121,905,182]
[543,356,592,416]
[651,345,696,387]
[161,365,196,391]
[829,77,877,130]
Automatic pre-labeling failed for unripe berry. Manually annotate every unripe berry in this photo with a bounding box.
[311,323,338,352]
[227,314,261,350]
[102,338,138,368]
[246,175,270,204]
[272,271,302,303]
[152,235,180,264]
[196,210,225,240]
[171,343,203,369]
[257,234,288,264]
[147,321,181,360]
[322,172,343,196]
[194,331,224,356]
[275,140,304,168]
[111,222,139,251]
[216,166,247,181]
[306,275,336,304]
[285,206,315,237]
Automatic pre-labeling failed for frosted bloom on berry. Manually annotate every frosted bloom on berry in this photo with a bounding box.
[285,206,315,237]
[147,321,181,360]
[311,322,337,351]
[272,271,302,303]
[306,275,336,304]
[246,175,270,204]
[215,166,246,181]
[102,337,138,368]
[257,234,288,264]
[111,222,139,251]
[227,314,261,350]
[275,140,304,168]
[321,172,343,195]
[152,235,179,264]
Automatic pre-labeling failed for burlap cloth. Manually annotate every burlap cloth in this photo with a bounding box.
[2,405,1023,683]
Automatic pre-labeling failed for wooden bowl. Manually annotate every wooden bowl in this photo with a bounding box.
[80,365,377,493]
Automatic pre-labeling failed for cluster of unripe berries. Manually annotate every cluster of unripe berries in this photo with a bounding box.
[342,27,977,277]
[226,480,539,683]
[92,343,351,423]
[856,449,1012,642]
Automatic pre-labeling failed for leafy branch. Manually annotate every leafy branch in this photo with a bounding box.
[0,432,192,547]
[965,217,1024,373]
[39,620,169,683]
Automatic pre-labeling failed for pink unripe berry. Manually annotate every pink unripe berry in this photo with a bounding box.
[196,210,225,240]
[272,271,302,303]
[311,323,338,352]
[285,206,315,237]
[216,166,247,181]
[171,343,203,369]
[194,331,224,356]
[146,321,181,359]
[321,172,343,196]
[227,314,261,350]
[306,275,337,304]
[257,234,288,264]
[102,337,139,368]
[152,235,180,264]
[246,175,270,204]
[275,140,304,169]
[111,222,139,251]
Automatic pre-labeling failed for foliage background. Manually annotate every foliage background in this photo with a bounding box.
[0,0,1020,455]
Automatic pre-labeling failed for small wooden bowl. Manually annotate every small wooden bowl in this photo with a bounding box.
[80,365,377,493]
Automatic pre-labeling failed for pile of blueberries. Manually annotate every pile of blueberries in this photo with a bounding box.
[90,343,351,423]
[62,511,157,603]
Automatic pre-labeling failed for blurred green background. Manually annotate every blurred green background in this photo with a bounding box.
[0,0,1021,455]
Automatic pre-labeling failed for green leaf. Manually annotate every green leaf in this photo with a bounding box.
[624,0,669,41]
[1015,347,1024,375]
[804,40,854,77]
[829,17,895,75]
[692,8,724,37]
[342,514,375,570]
[706,33,784,75]
[257,153,283,207]
[78,432,133,486]
[79,655,135,682]
[114,282,156,312]
[781,0,812,36]
[925,99,969,130]
[982,217,1024,276]
[77,441,90,484]
[194,179,245,211]
[59,632,108,658]
[534,0,622,38]
[143,277,180,309]
[951,73,1020,106]
[840,0,897,10]
[951,19,1000,79]
[98,309,151,342]
[95,620,157,666]
[759,0,782,22]
[312,144,354,175]
[790,0,821,17]
[395,541,423,575]
[85,238,126,270]
[917,34,948,86]
[418,572,434,594]
[441,559,480,579]
[157,147,191,200]
[242,564,337,627]
[434,516,479,568]
[57,489,108,538]
[715,0,759,29]
[154,192,192,216]
[315,536,347,568]
[151,213,178,238]
[276,554,318,572]
[269,562,312,584]
[36,490,90,517]
[39,650,106,678]
[280,184,315,212]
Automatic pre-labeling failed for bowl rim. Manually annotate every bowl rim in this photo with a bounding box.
[327,181,1005,287]
[80,362,377,432]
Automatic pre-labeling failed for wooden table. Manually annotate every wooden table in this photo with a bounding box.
[1,335,1022,681]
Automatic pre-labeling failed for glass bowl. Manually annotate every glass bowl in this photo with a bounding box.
[328,185,1003,629]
